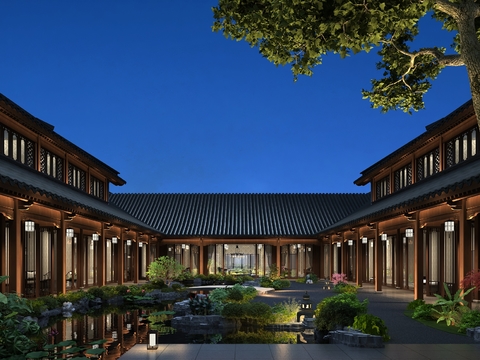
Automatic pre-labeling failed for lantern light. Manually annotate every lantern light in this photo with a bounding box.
[139,242,143,248]
[112,236,118,244]
[348,239,353,246]
[445,220,455,232]
[405,228,414,238]
[92,233,99,241]
[381,233,388,241]
[361,237,368,244]
[147,330,158,350]
[336,242,341,248]
[25,220,35,232]
[66,228,74,237]
[126,239,132,246]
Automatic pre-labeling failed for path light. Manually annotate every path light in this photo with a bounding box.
[405,228,414,238]
[445,220,455,232]
[25,220,35,232]
[296,291,314,322]
[66,228,74,237]
[147,329,158,350]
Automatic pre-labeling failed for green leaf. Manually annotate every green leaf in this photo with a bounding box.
[86,348,106,355]
[56,340,77,347]
[25,351,49,359]
[88,339,108,345]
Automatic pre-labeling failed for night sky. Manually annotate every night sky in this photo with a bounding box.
[0,1,473,194]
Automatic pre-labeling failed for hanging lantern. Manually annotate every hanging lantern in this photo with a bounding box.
[139,242,143,248]
[66,228,74,237]
[381,233,388,241]
[112,236,118,244]
[445,220,455,232]
[336,242,341,248]
[25,220,35,232]
[92,233,99,241]
[405,228,414,238]
[126,239,132,246]
[361,237,368,244]
[347,239,353,246]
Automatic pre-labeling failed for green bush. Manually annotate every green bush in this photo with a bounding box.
[114,285,130,296]
[222,302,273,325]
[87,286,107,300]
[314,293,368,331]
[259,277,273,288]
[272,298,300,323]
[352,314,390,341]
[458,310,480,334]
[171,283,183,291]
[407,299,425,311]
[334,283,358,294]
[272,279,290,290]
[222,302,246,318]
[412,304,435,320]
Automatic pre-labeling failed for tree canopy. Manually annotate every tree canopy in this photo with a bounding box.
[212,0,480,125]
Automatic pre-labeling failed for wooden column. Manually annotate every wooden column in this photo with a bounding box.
[97,225,106,287]
[374,225,382,292]
[414,216,423,300]
[458,200,470,296]
[56,216,67,295]
[276,240,281,277]
[199,238,204,275]
[356,233,363,287]
[396,228,403,289]
[118,232,124,285]
[9,201,23,294]
[133,236,138,284]
[0,214,5,294]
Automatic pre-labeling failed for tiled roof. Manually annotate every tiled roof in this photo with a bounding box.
[0,93,125,185]
[355,99,474,185]
[0,157,159,233]
[322,156,480,233]
[109,193,371,237]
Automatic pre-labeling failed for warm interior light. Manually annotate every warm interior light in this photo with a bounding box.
[405,228,414,238]
[445,220,455,232]
[25,220,35,232]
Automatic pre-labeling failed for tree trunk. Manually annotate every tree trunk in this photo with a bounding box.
[455,1,480,128]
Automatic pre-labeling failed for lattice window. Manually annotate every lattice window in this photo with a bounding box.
[90,175,105,200]
[376,175,390,200]
[416,148,439,181]
[68,164,86,191]
[445,126,479,169]
[1,124,35,168]
[41,148,63,181]
[394,163,412,191]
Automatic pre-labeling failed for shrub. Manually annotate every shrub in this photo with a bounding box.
[352,314,390,341]
[243,302,273,324]
[458,310,480,334]
[331,273,347,285]
[412,304,435,320]
[272,279,290,290]
[259,277,273,288]
[432,283,474,326]
[171,283,183,291]
[272,298,300,323]
[314,293,368,331]
[147,256,185,284]
[189,295,212,315]
[87,286,107,300]
[407,299,425,311]
[222,302,246,318]
[334,282,358,294]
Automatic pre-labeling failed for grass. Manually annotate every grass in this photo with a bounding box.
[404,310,466,336]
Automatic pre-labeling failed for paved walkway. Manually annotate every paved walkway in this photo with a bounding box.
[120,281,480,359]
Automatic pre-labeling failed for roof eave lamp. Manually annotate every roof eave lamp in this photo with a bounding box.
[92,233,99,241]
[445,220,455,232]
[25,220,35,232]
[361,237,368,244]
[139,242,143,248]
[126,239,132,246]
[381,233,388,241]
[147,329,158,350]
[336,242,341,248]
[405,228,414,238]
[66,228,74,237]
[347,239,353,246]
[112,236,118,244]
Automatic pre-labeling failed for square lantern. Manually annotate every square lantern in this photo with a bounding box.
[66,228,75,237]
[92,233,99,241]
[405,228,414,238]
[126,239,132,246]
[347,239,353,246]
[147,330,158,350]
[381,233,388,241]
[138,242,143,248]
[336,242,341,248]
[445,220,455,232]
[361,237,368,244]
[112,236,118,244]
[25,220,35,232]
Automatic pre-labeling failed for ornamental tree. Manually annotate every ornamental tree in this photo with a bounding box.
[146,256,185,285]
[212,0,480,126]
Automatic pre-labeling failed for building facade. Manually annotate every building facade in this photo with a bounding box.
[1,93,479,304]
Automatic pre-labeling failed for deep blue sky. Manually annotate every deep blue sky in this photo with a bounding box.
[0,1,473,194]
